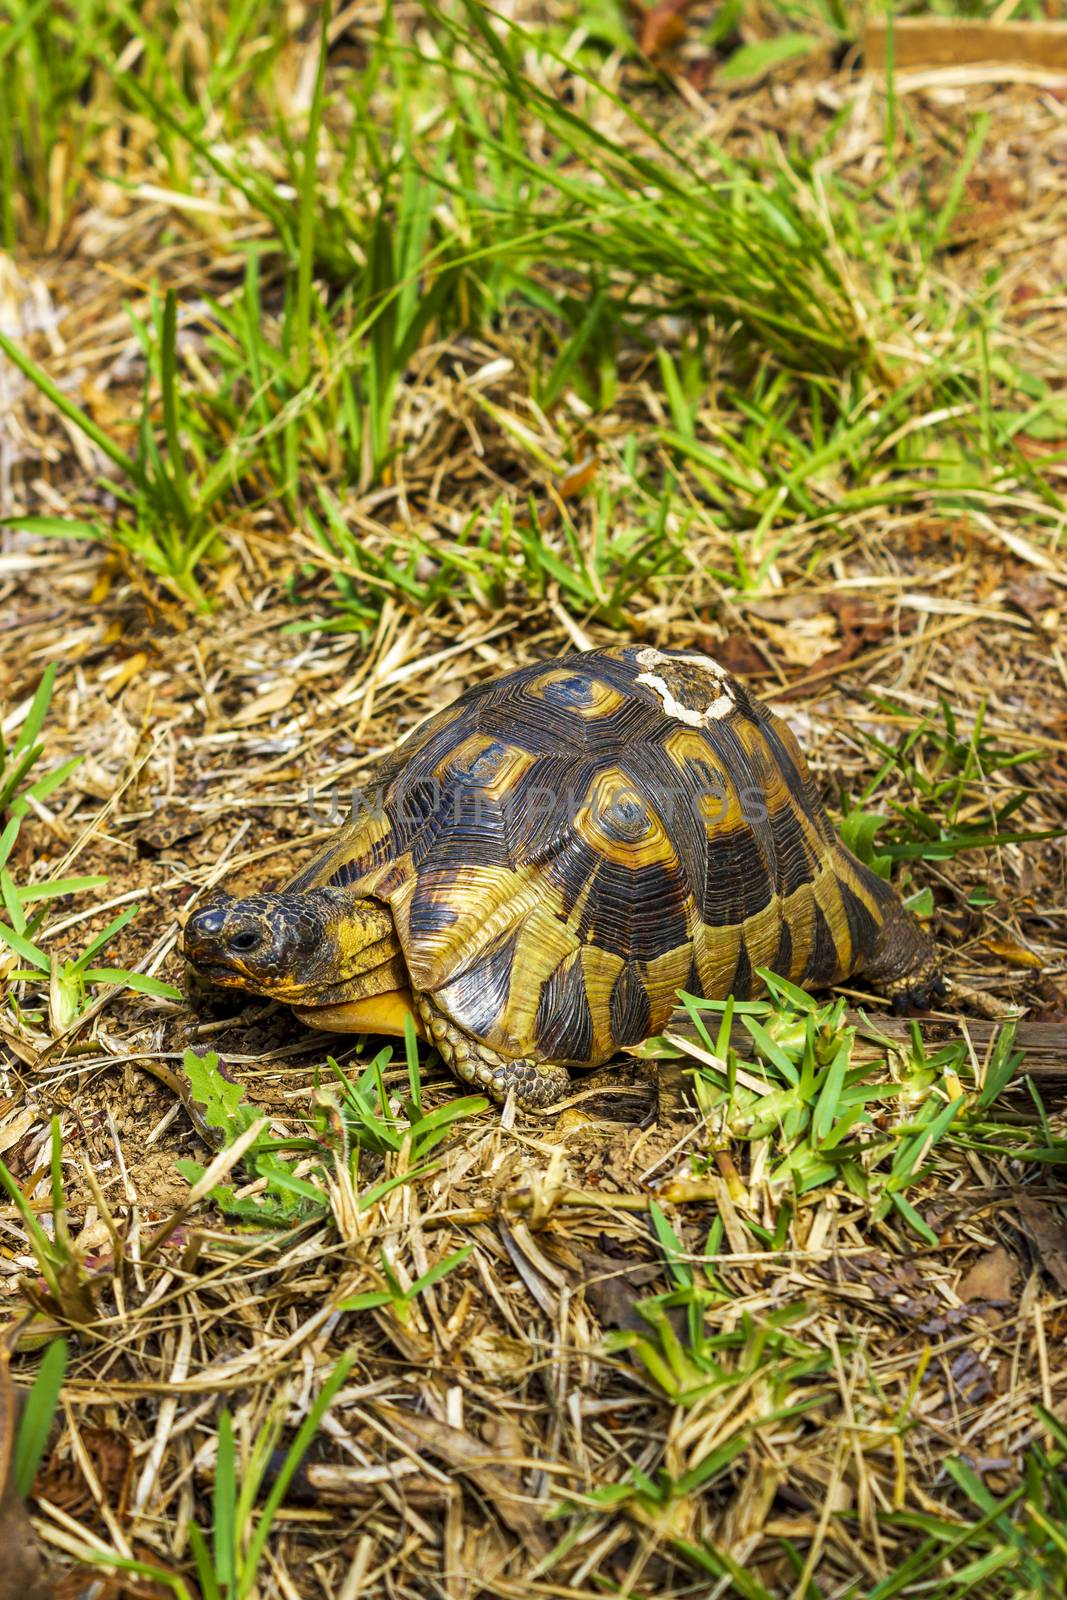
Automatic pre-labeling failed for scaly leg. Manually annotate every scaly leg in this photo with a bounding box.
[414,994,571,1109]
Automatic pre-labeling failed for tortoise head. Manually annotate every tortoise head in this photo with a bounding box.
[182,887,398,1003]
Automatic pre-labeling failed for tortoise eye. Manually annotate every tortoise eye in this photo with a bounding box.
[230,928,264,954]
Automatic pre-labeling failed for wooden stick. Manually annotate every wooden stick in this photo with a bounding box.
[865,18,1067,72]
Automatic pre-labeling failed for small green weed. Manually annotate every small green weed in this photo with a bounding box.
[671,974,1064,1246]
[176,1045,486,1228]
[187,1356,354,1600]
[606,1198,831,1404]
[0,682,180,1028]
[299,474,688,634]
[65,1352,354,1600]
[563,1440,746,1514]
[868,1407,1067,1600]
[338,1242,474,1323]
[0,310,223,608]
[0,1117,97,1323]
[840,696,1059,874]
[0,816,180,1031]
[0,664,80,822]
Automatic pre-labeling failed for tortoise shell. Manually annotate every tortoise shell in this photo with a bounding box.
[285,645,907,1068]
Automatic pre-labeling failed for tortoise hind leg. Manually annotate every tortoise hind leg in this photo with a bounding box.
[414,995,571,1109]
[861,899,944,1011]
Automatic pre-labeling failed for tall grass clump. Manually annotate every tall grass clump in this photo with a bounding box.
[1,0,1061,616]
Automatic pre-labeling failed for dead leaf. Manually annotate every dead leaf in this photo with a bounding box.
[481,1415,526,1461]
[742,595,890,680]
[746,594,825,622]
[551,1108,593,1134]
[0,1107,41,1157]
[1006,571,1061,633]
[231,679,298,726]
[71,755,120,800]
[373,1403,550,1554]
[101,650,149,698]
[751,613,839,667]
[637,0,694,57]
[958,1246,1017,1306]
[35,1426,133,1521]
[1017,1196,1067,1294]
[464,1329,535,1382]
[1029,978,1067,1025]
[716,634,773,677]
[828,594,893,655]
[558,456,597,498]
[981,938,1043,971]
[577,1250,664,1336]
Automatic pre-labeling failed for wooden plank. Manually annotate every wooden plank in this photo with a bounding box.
[665,1010,1067,1079]
[865,18,1067,72]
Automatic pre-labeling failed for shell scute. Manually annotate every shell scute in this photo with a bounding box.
[534,949,595,1062]
[609,963,652,1049]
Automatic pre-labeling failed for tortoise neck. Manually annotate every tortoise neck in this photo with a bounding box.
[325,890,403,980]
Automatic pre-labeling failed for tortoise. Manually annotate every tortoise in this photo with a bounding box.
[182,646,940,1108]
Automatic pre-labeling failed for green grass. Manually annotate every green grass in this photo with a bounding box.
[49,1349,357,1600]
[0,811,181,1034]
[666,975,1063,1246]
[13,1337,67,1498]
[870,1410,1067,1599]
[1,0,1062,616]
[0,664,81,821]
[0,671,182,1028]
[0,0,296,249]
[175,1043,488,1228]
[185,1354,355,1600]
[838,695,1063,875]
[0,1117,96,1321]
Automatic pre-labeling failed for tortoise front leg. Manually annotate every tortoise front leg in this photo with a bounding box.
[413,995,571,1109]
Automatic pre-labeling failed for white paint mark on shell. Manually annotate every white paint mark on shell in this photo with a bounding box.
[634,647,735,725]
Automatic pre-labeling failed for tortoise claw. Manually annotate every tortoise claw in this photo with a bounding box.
[890,972,947,1014]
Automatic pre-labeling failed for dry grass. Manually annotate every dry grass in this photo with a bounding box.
[1,4,1067,1597]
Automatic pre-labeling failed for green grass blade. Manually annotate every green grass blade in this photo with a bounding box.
[293,0,332,380]
[81,968,183,999]
[0,919,50,971]
[13,1337,68,1497]
[11,663,56,758]
[0,330,142,484]
[161,290,194,522]
[213,1410,236,1597]
[241,1352,354,1591]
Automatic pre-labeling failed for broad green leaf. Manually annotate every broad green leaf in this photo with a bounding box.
[719,33,818,85]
